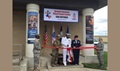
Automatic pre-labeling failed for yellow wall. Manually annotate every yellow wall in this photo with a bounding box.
[13,11,83,56]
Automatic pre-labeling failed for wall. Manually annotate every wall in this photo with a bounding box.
[13,11,26,56]
[13,11,83,56]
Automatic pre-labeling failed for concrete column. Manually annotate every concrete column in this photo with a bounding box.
[26,3,39,68]
[82,8,94,56]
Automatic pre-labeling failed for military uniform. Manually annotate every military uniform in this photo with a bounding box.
[96,42,104,68]
[66,38,72,63]
[33,38,41,71]
[61,34,72,66]
[51,35,61,67]
[71,39,81,65]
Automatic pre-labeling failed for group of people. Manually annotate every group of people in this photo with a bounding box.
[51,33,81,66]
[33,34,105,71]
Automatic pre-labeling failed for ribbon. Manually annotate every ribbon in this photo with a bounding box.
[67,48,73,62]
[43,46,97,50]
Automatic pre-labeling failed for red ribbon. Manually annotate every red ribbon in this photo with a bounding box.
[49,46,98,62]
[43,46,97,50]
[67,48,73,62]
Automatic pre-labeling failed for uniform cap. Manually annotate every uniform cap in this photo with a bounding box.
[56,34,60,38]
[66,33,71,36]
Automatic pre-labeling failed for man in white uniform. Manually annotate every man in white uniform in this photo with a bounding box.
[67,35,73,63]
[61,33,72,66]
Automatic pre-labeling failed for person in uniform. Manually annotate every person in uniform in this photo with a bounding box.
[66,34,73,63]
[61,33,72,66]
[96,38,104,68]
[51,35,62,67]
[33,34,42,71]
[71,35,81,65]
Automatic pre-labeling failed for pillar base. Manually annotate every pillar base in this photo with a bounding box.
[26,44,34,68]
[26,57,34,68]
[82,49,94,56]
[26,44,34,58]
[82,44,94,56]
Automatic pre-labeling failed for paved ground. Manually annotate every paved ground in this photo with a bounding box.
[29,67,107,71]
[49,68,107,71]
[28,67,107,71]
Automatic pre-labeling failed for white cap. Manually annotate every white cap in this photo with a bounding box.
[66,33,71,36]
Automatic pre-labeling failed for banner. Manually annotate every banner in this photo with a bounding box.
[27,12,39,44]
[86,16,94,44]
[44,8,78,22]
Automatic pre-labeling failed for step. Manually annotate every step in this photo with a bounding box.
[12,58,28,71]
[47,61,84,70]
[28,67,48,71]
[48,68,106,71]
[84,55,99,63]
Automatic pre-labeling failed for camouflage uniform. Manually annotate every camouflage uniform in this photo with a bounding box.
[96,42,104,67]
[51,35,61,67]
[33,39,41,71]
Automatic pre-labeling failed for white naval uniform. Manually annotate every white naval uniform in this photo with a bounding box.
[67,38,72,62]
[61,37,72,66]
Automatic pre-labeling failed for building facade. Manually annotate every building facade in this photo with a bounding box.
[13,0,107,68]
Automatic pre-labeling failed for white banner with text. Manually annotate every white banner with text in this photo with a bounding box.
[44,8,79,22]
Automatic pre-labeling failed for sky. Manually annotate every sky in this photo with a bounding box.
[93,6,108,36]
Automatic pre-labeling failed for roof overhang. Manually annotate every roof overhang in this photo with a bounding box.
[13,0,107,15]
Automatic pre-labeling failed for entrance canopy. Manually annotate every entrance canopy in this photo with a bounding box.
[13,0,107,15]
[13,0,107,58]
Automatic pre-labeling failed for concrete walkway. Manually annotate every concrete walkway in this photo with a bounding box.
[48,68,107,71]
[28,67,107,71]
[28,66,107,71]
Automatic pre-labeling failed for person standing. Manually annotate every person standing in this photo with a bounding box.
[61,33,72,66]
[66,34,73,63]
[33,34,42,71]
[51,35,62,67]
[96,38,104,68]
[71,35,81,65]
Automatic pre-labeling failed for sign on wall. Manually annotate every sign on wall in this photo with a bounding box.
[86,16,94,44]
[44,8,79,22]
[27,12,39,44]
